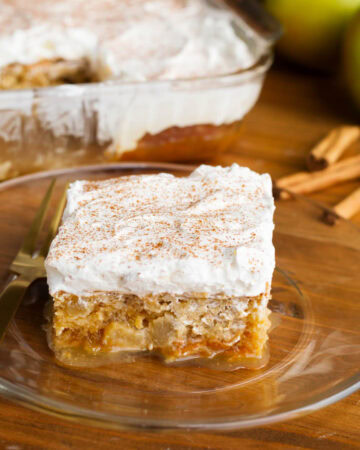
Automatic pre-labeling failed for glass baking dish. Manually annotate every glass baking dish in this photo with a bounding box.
[0,1,280,180]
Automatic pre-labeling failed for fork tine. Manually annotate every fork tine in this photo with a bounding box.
[20,179,56,256]
[39,183,68,258]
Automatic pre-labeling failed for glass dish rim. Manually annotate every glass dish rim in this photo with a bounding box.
[1,375,358,431]
[0,162,359,431]
[0,52,273,100]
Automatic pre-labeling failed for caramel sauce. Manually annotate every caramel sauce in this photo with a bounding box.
[0,120,243,181]
[49,342,270,372]
[167,345,270,371]
[118,121,243,163]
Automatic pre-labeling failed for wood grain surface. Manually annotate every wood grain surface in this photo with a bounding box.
[0,63,359,449]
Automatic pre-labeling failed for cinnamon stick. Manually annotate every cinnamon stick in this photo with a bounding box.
[0,161,12,181]
[273,171,310,199]
[275,154,360,199]
[322,186,360,225]
[275,171,310,188]
[307,126,360,172]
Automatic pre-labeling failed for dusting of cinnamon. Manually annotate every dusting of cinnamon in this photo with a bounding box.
[47,169,271,278]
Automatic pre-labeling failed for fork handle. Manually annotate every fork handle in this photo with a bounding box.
[0,275,30,343]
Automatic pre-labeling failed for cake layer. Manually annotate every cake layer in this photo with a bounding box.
[45,164,275,298]
[0,58,93,90]
[49,291,271,363]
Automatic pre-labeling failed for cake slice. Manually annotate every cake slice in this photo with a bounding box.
[45,164,275,366]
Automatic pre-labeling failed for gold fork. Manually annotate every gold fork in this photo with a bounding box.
[0,179,67,343]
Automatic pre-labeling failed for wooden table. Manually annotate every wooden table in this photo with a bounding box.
[0,64,359,449]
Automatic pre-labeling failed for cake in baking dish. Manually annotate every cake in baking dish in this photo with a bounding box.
[0,1,267,177]
[0,0,255,89]
[45,164,275,365]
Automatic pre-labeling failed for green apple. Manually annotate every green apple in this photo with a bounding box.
[344,9,360,107]
[265,0,360,70]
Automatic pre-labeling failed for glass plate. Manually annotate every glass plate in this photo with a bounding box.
[0,163,359,431]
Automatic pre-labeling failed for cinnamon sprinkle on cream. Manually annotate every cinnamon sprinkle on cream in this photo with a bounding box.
[45,164,275,298]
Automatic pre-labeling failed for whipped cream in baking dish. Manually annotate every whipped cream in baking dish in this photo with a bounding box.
[0,0,267,154]
[45,164,275,298]
[0,0,255,81]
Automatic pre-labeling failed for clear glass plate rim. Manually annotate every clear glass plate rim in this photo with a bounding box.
[0,375,359,431]
[6,267,314,397]
[0,162,359,431]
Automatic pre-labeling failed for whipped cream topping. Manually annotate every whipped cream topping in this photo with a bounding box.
[0,0,255,81]
[45,164,275,298]
[0,25,99,72]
